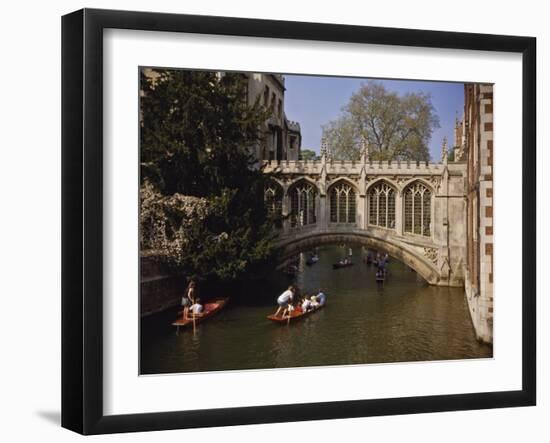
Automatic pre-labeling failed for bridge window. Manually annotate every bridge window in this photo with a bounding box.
[404,182,432,236]
[368,182,396,229]
[264,184,283,227]
[289,181,317,227]
[329,182,356,224]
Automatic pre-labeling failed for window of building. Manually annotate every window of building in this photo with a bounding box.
[289,181,317,227]
[263,86,269,106]
[278,99,282,119]
[367,181,396,229]
[264,183,283,227]
[404,181,432,236]
[329,182,356,224]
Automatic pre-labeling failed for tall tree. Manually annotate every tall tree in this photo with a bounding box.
[140,69,269,196]
[140,69,278,283]
[322,81,440,161]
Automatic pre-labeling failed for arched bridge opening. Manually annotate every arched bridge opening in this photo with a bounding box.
[275,231,441,285]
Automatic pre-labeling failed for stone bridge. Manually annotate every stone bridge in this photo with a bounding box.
[263,147,467,287]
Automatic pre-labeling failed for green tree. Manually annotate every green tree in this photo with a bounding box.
[141,69,269,196]
[140,69,278,283]
[300,149,319,161]
[322,81,440,161]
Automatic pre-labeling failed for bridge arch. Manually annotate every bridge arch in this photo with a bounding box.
[276,230,441,285]
[262,157,467,288]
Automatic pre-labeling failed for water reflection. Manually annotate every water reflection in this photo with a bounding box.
[141,244,492,374]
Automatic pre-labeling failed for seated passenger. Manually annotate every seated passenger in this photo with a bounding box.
[316,290,326,306]
[189,298,204,316]
[301,296,312,312]
[310,295,320,308]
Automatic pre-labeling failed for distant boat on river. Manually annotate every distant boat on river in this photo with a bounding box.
[333,260,353,269]
[306,253,319,266]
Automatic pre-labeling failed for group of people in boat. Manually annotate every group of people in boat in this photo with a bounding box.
[180,280,205,320]
[334,247,354,267]
[337,257,352,266]
[273,285,327,318]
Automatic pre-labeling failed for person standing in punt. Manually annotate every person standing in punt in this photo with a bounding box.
[377,254,386,272]
[181,280,196,321]
[274,285,295,317]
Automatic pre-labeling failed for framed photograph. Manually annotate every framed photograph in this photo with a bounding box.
[62,8,536,434]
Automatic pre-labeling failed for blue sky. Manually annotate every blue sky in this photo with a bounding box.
[284,75,464,161]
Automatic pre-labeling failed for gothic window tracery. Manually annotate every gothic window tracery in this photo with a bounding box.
[329,182,356,224]
[367,181,396,229]
[289,181,317,227]
[404,181,432,236]
[264,183,283,226]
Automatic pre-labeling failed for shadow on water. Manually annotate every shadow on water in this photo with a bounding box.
[140,244,492,374]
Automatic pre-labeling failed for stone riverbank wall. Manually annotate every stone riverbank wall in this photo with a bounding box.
[140,256,186,317]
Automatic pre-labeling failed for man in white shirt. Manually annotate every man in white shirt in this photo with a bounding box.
[274,286,295,317]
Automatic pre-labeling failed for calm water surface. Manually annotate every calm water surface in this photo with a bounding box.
[141,245,492,374]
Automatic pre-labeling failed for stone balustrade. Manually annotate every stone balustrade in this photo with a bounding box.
[263,159,464,176]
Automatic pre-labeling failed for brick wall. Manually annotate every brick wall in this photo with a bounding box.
[463,84,494,344]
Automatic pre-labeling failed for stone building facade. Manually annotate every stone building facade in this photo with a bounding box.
[459,83,494,344]
[246,73,301,161]
[142,69,301,162]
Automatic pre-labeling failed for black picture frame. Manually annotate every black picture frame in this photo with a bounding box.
[61,8,536,435]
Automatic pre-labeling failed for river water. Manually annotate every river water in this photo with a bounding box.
[140,244,492,374]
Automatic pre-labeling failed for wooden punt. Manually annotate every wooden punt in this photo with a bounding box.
[172,297,229,328]
[267,304,325,324]
[332,262,354,269]
[306,256,319,266]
